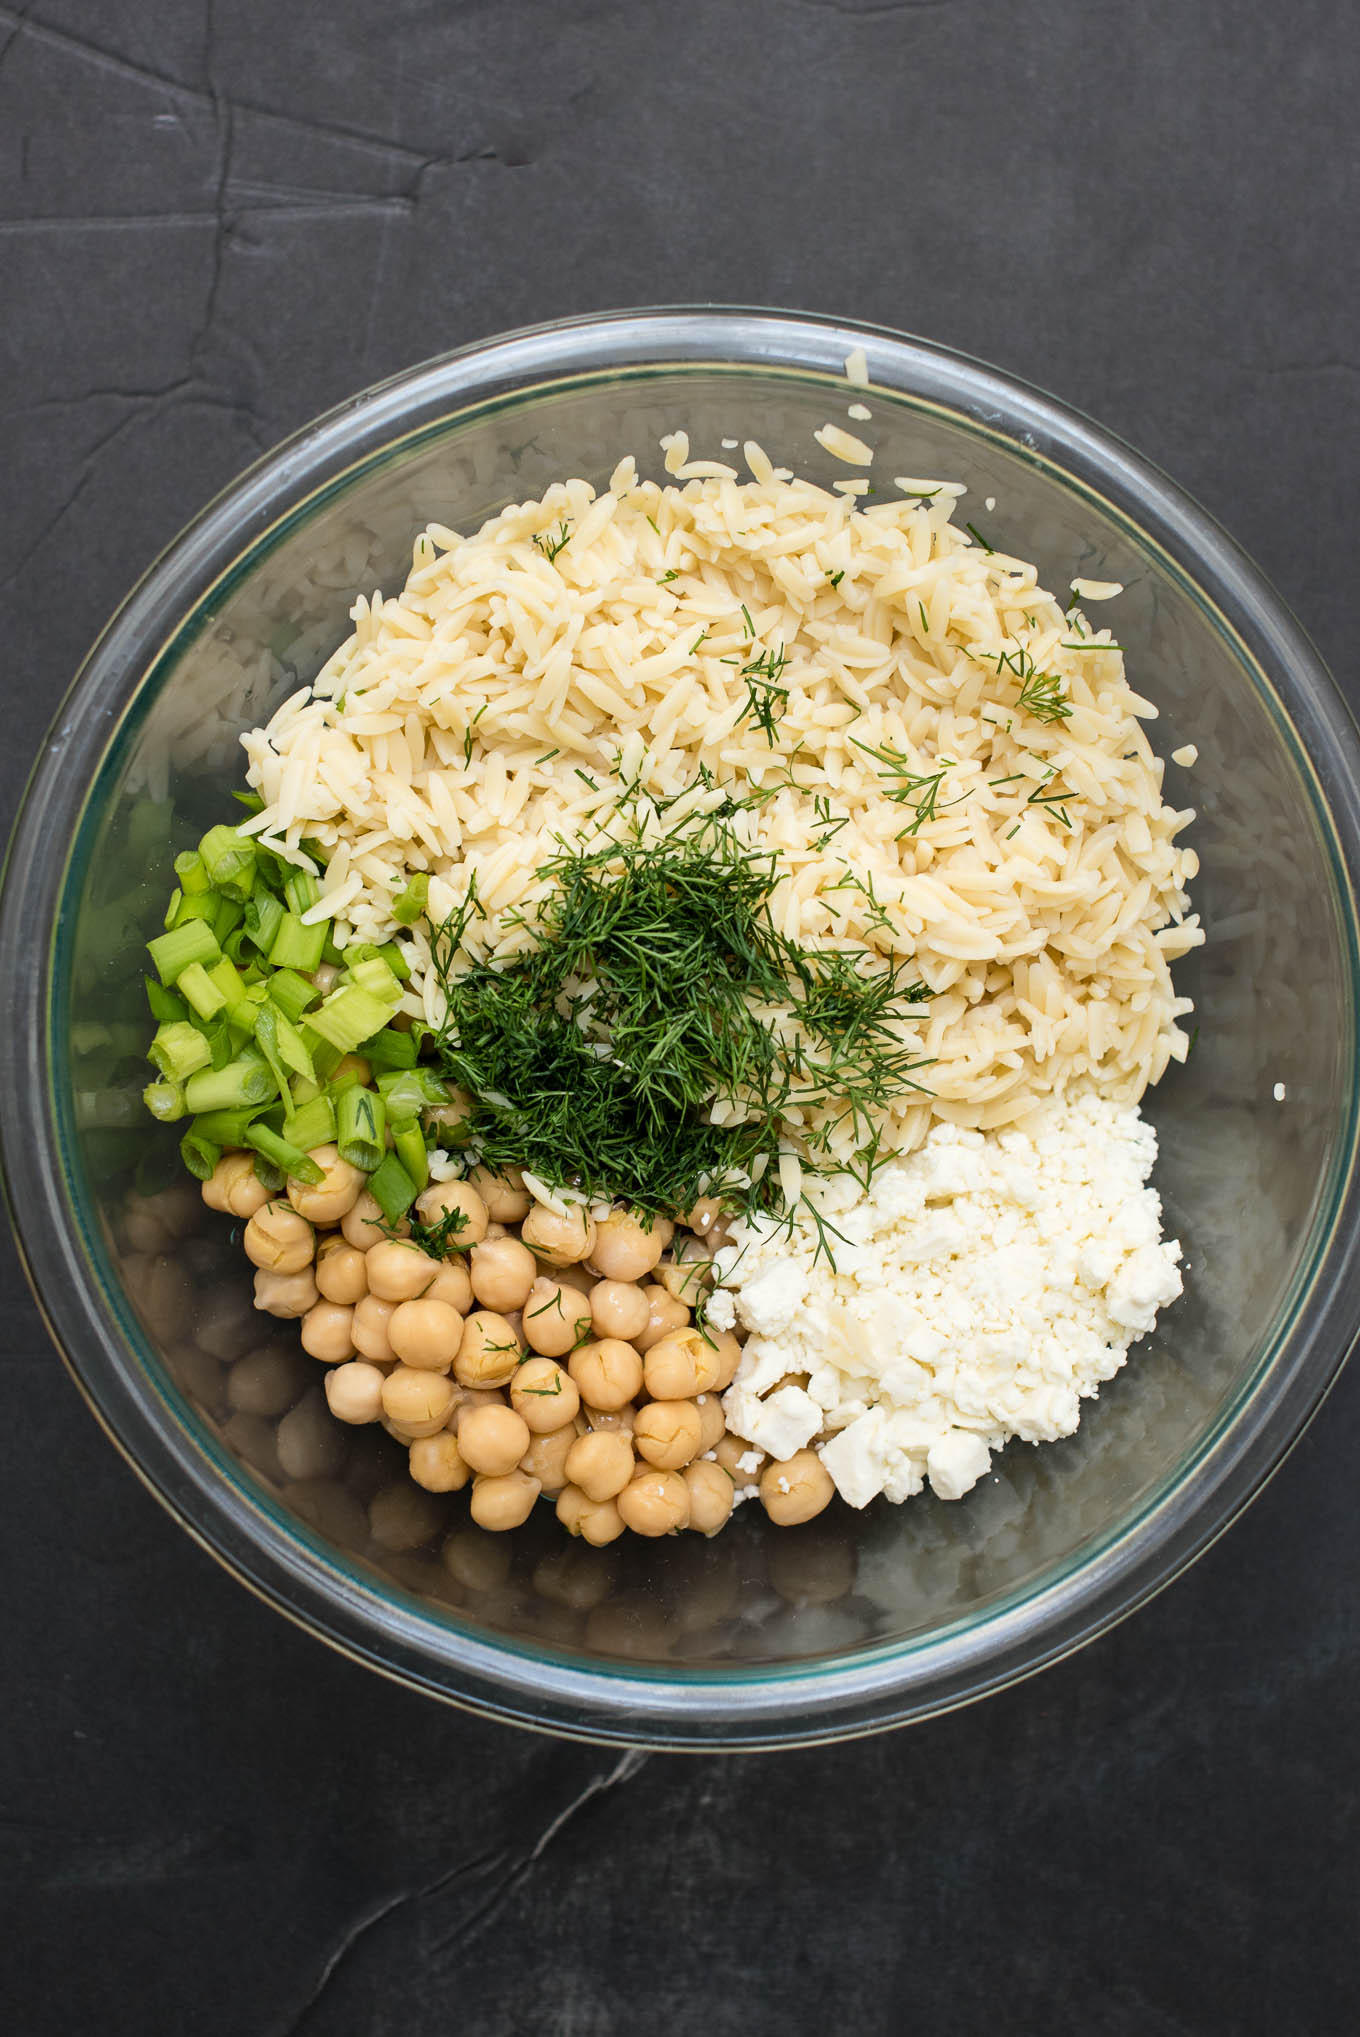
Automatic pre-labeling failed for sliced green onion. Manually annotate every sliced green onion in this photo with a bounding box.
[391,1116,429,1193]
[282,1092,336,1155]
[199,823,257,901]
[232,790,265,816]
[336,1086,385,1171]
[148,1020,213,1082]
[361,1025,418,1071]
[162,887,182,931]
[321,933,344,968]
[177,961,227,1022]
[145,976,187,1025]
[244,891,284,958]
[376,941,411,982]
[148,919,220,985]
[377,1066,450,1115]
[169,890,221,931]
[183,1057,276,1113]
[267,911,328,974]
[265,968,317,1024]
[253,1151,285,1193]
[284,869,318,916]
[213,896,244,944]
[307,985,396,1056]
[298,1027,343,1081]
[345,954,402,1003]
[367,1151,418,1224]
[143,1079,186,1123]
[189,1106,263,1147]
[245,1123,324,1186]
[391,874,429,925]
[179,1129,221,1181]
[174,850,211,895]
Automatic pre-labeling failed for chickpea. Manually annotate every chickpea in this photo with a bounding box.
[759,1448,835,1526]
[656,1235,714,1307]
[578,1496,625,1547]
[518,1421,581,1498]
[468,1163,532,1223]
[522,1277,593,1358]
[652,1216,675,1252]
[555,1484,591,1536]
[408,1432,470,1493]
[254,1263,320,1319]
[634,1284,691,1352]
[286,1144,365,1226]
[708,1328,743,1390]
[276,1392,346,1481]
[569,1338,643,1412]
[642,1327,721,1400]
[458,1403,532,1477]
[588,1279,650,1343]
[687,1196,724,1234]
[450,1386,507,1433]
[590,1209,664,1282]
[388,1297,463,1371]
[693,1392,726,1453]
[469,1236,537,1313]
[369,1481,444,1552]
[424,1257,473,1314]
[509,1357,581,1433]
[315,1235,368,1306]
[424,1088,472,1138]
[300,1301,356,1365]
[342,1188,405,1250]
[209,1151,271,1219]
[584,1403,636,1433]
[470,1469,540,1532]
[552,1261,595,1295]
[244,1201,314,1275]
[414,1178,488,1246]
[226,1346,301,1418]
[616,1468,690,1537]
[454,1311,523,1387]
[714,1432,765,1486]
[365,1239,441,1302]
[324,1359,386,1425]
[310,962,340,996]
[684,1457,736,1537]
[351,1292,397,1363]
[483,1221,508,1242]
[564,1428,634,1503]
[381,1366,458,1437]
[634,1398,703,1471]
[521,1202,595,1267]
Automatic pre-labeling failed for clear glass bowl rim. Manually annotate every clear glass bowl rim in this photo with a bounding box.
[3,305,1360,1749]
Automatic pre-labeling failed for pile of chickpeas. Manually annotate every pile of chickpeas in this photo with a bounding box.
[200,1143,836,1541]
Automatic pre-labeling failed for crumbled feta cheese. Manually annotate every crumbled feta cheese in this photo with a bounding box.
[718,1095,1182,1508]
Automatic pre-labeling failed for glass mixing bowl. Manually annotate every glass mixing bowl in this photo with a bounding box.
[3,309,1358,1748]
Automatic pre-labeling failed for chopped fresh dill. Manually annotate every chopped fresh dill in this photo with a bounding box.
[424,819,932,1227]
[462,703,488,766]
[690,630,709,653]
[811,794,850,843]
[740,603,755,638]
[827,569,845,588]
[646,514,661,535]
[1016,667,1071,724]
[1061,640,1123,651]
[397,1202,471,1262]
[739,643,790,745]
[659,569,680,584]
[574,768,600,792]
[965,521,994,553]
[851,737,960,836]
[533,519,572,564]
[534,747,561,766]
[918,601,929,634]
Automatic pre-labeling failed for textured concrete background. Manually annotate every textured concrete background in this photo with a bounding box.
[1,3,1357,2032]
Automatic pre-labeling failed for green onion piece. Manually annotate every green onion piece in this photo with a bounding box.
[174,850,211,895]
[245,1123,325,1186]
[169,889,221,930]
[266,968,317,1024]
[232,790,265,817]
[177,961,227,1021]
[336,1086,385,1171]
[183,1057,276,1113]
[163,887,182,931]
[376,940,411,982]
[221,928,252,966]
[213,895,244,944]
[284,869,318,916]
[252,1004,293,1100]
[143,1079,186,1123]
[367,1151,418,1223]
[252,1151,285,1193]
[298,1028,343,1081]
[307,984,396,1055]
[179,1129,221,1181]
[282,1092,336,1155]
[148,1020,212,1082]
[267,911,328,974]
[208,955,247,1006]
[244,891,284,958]
[148,919,221,985]
[145,975,187,1025]
[189,1105,263,1146]
[272,1009,316,1082]
[361,1025,418,1071]
[391,1116,429,1192]
[377,1066,450,1115]
[199,823,257,901]
[391,875,429,925]
[345,954,401,1003]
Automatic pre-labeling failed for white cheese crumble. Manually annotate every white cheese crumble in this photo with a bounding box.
[715,1094,1182,1508]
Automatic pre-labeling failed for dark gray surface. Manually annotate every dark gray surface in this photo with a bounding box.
[2,3,1358,2032]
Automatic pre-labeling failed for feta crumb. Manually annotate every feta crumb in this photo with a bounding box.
[1172,744,1199,768]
